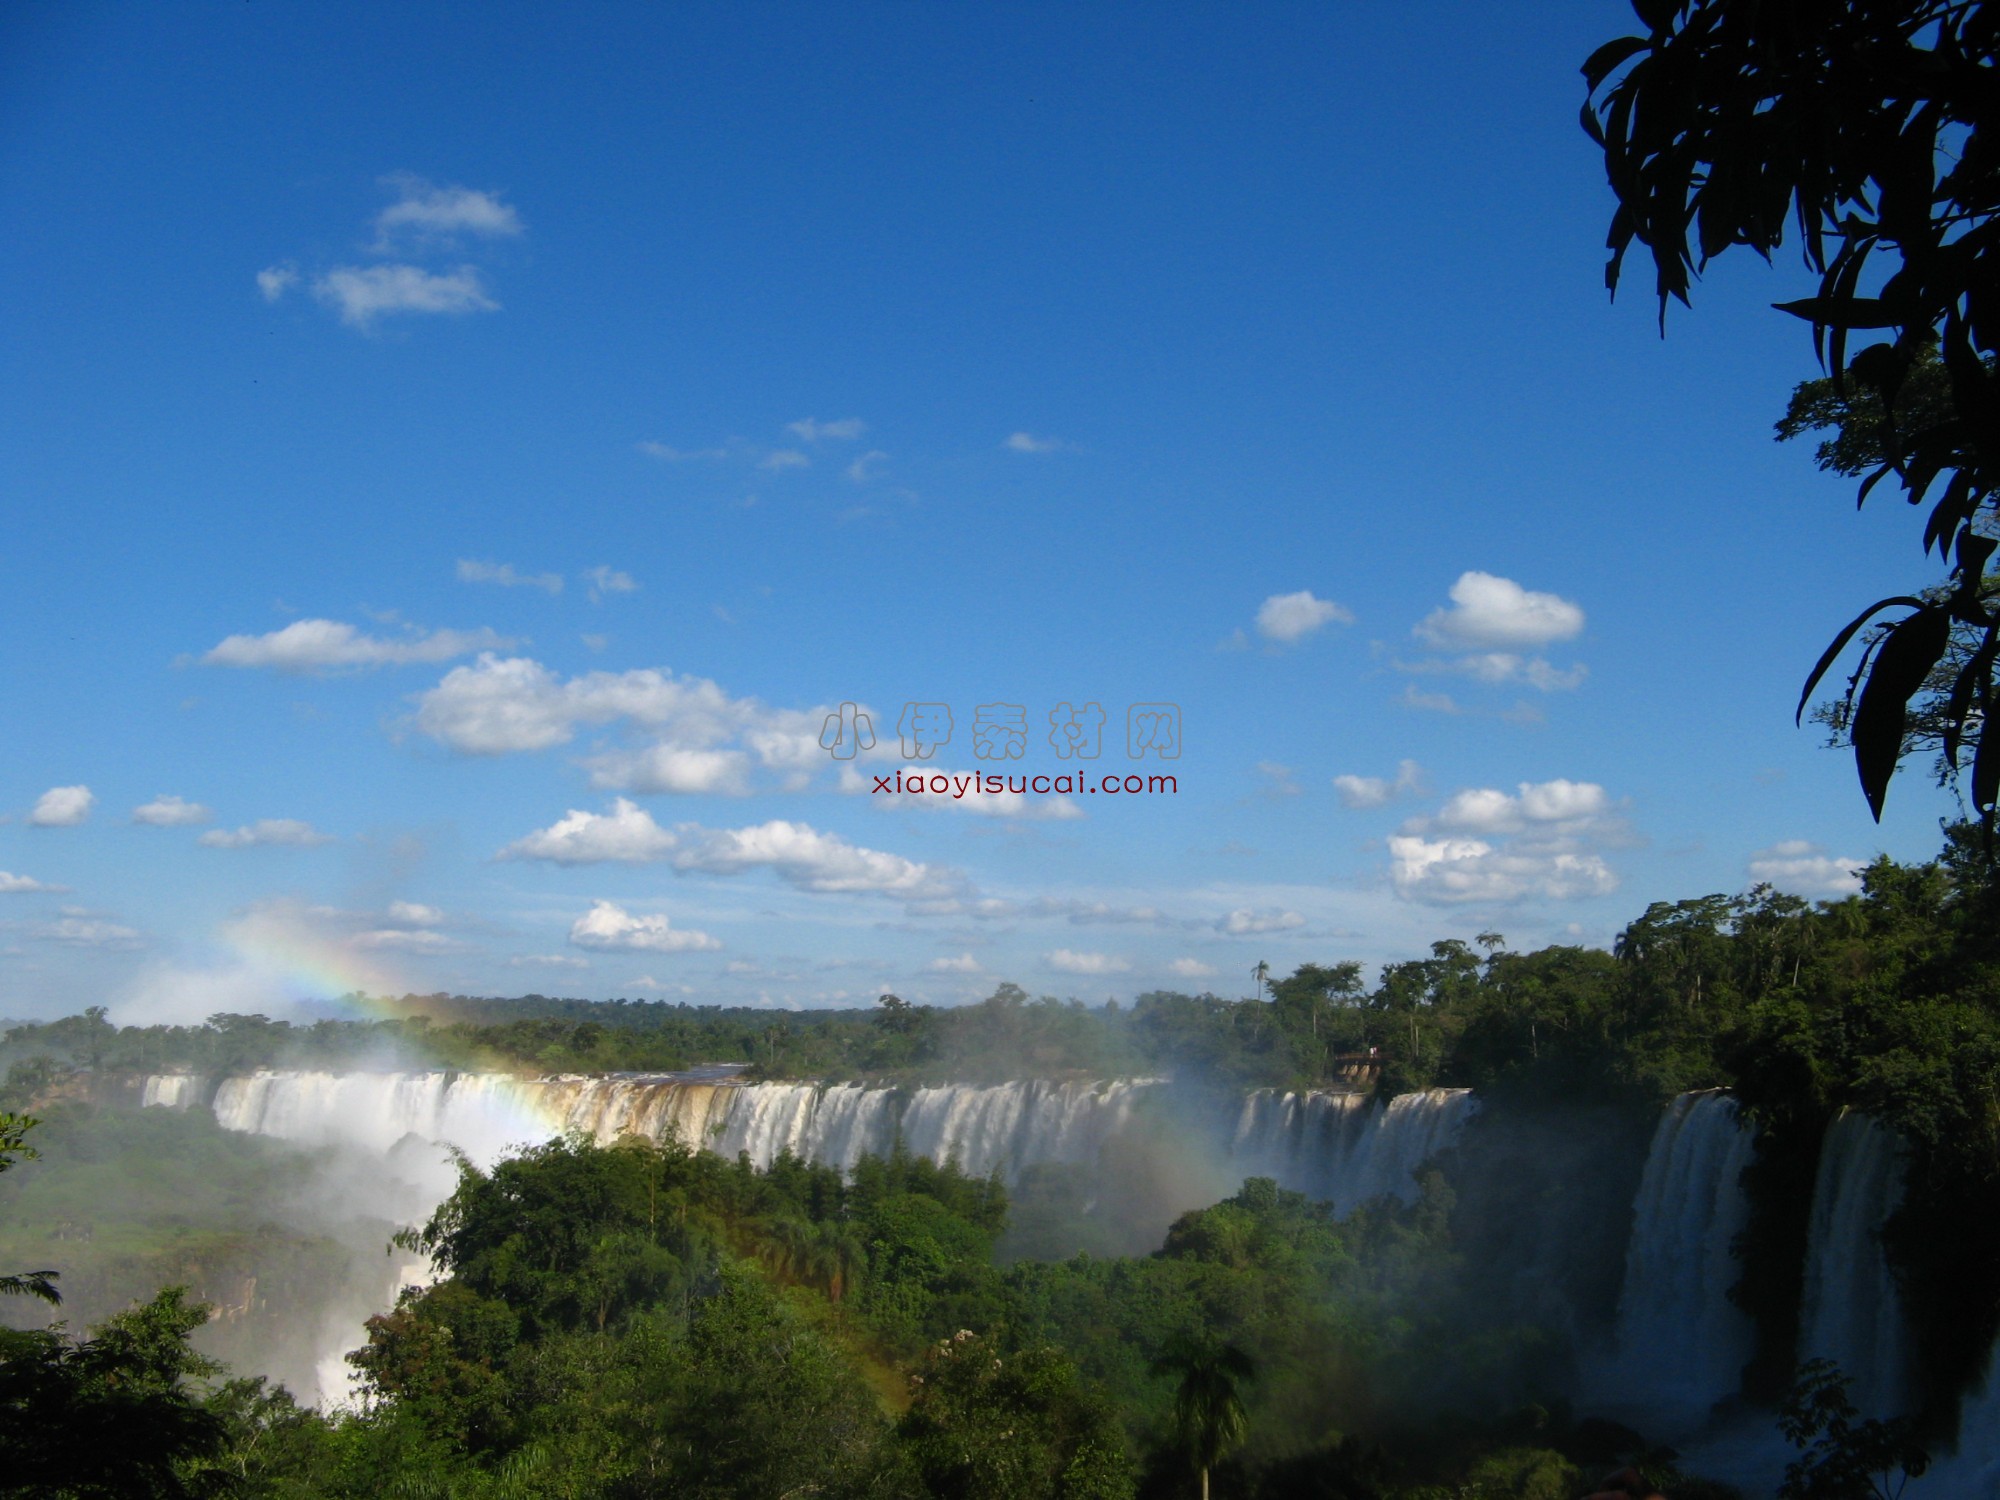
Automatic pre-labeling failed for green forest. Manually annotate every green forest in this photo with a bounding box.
[3,827,1997,1499]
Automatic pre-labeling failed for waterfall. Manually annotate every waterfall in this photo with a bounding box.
[148,1070,1473,1204]
[140,1073,202,1109]
[1598,1090,1758,1429]
[1227,1087,1478,1210]
[1798,1108,1909,1418]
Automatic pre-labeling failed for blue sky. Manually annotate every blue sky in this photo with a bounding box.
[0,2,1959,1021]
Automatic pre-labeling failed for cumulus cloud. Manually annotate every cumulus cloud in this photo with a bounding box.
[1334,759,1425,810]
[786,417,866,442]
[1400,651,1588,693]
[1388,835,1617,904]
[458,558,562,594]
[198,819,334,849]
[675,820,953,898]
[132,795,212,827]
[1255,590,1354,645]
[568,899,720,953]
[1388,778,1626,904]
[201,618,510,673]
[502,799,679,865]
[1168,957,1217,978]
[411,655,827,785]
[312,264,497,328]
[588,746,752,796]
[583,566,637,602]
[1417,572,1584,650]
[928,954,981,974]
[1004,432,1064,454]
[0,871,64,894]
[386,901,444,926]
[1747,840,1867,898]
[28,786,94,827]
[372,175,523,249]
[1046,949,1130,975]
[257,264,299,301]
[1216,908,1305,936]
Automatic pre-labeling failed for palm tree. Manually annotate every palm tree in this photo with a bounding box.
[1152,1333,1253,1500]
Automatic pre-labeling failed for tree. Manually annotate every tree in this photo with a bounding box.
[0,1287,233,1499]
[1777,1359,1929,1500]
[0,1112,58,1306]
[1151,1333,1254,1500]
[1781,346,1997,796]
[1584,0,2000,827]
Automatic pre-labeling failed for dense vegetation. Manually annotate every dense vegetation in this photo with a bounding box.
[3,829,1996,1495]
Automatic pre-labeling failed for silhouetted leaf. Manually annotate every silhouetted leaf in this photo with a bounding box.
[1798,595,1928,724]
[1853,607,1953,819]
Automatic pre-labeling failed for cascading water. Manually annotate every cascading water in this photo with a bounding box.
[1228,1087,1479,1209]
[1798,1108,1910,1419]
[1595,1090,1758,1431]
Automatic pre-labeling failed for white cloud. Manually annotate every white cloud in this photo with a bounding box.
[198,819,334,849]
[1046,949,1130,975]
[502,799,679,865]
[675,820,953,898]
[1417,572,1584,651]
[411,655,828,783]
[350,928,459,953]
[583,566,637,602]
[569,899,720,953]
[1168,957,1217,979]
[1255,590,1354,645]
[1414,779,1615,837]
[1023,898,1176,927]
[1747,840,1866,898]
[1216,908,1305,936]
[1255,762,1302,798]
[372,175,523,249]
[846,450,889,483]
[587,746,752,796]
[1399,651,1588,693]
[33,914,142,949]
[202,618,510,673]
[458,558,563,594]
[1005,432,1064,454]
[312,264,497,328]
[28,785,94,827]
[131,795,211,827]
[386,901,445,926]
[0,871,64,894]
[1388,835,1617,904]
[927,954,981,974]
[508,953,591,969]
[1388,779,1626,904]
[844,765,1086,820]
[638,442,729,462]
[759,449,810,472]
[787,417,866,442]
[1334,759,1425,810]
[257,263,299,301]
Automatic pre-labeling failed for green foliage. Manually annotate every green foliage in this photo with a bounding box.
[1778,1360,1929,1500]
[900,1331,1134,1500]
[0,1286,232,1499]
